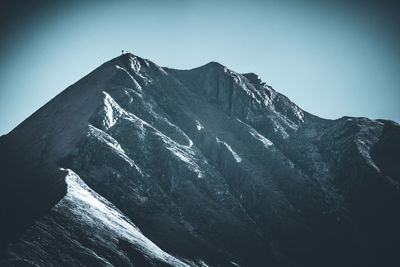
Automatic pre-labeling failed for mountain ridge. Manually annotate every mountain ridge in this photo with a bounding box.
[1,53,399,266]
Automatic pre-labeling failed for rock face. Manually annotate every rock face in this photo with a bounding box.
[0,54,399,267]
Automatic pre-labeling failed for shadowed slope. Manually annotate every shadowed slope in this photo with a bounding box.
[0,53,399,266]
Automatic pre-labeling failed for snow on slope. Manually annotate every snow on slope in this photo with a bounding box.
[1,53,399,267]
[58,169,190,267]
[216,137,242,163]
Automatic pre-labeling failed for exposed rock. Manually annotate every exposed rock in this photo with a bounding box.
[0,53,399,267]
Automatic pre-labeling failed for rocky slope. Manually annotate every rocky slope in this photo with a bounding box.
[0,53,399,266]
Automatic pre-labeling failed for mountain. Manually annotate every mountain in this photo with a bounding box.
[0,53,399,267]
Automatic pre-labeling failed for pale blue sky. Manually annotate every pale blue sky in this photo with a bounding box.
[0,0,399,135]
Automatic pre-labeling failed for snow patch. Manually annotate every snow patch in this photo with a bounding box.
[216,137,242,163]
[57,169,189,267]
[122,110,203,178]
[236,118,274,149]
[128,56,152,84]
[129,56,142,72]
[196,120,204,131]
[249,128,273,148]
[188,139,193,148]
[143,100,194,148]
[103,92,124,129]
[156,132,203,178]
[355,127,382,172]
[269,115,290,139]
[88,124,143,175]
[294,106,304,122]
[115,65,143,91]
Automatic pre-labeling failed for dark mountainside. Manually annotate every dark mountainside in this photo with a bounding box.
[0,53,399,267]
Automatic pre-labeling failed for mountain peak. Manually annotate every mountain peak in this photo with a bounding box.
[1,53,399,267]
[187,60,226,72]
[205,60,224,67]
[242,72,261,83]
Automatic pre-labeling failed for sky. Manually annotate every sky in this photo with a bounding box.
[0,0,399,135]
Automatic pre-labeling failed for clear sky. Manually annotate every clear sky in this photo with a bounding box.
[0,0,399,135]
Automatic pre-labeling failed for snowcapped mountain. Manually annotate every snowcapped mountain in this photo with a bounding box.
[0,53,399,266]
